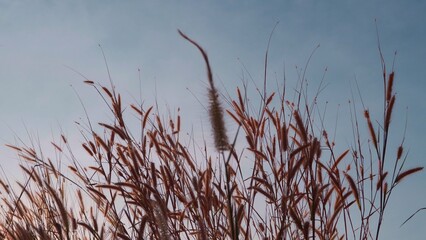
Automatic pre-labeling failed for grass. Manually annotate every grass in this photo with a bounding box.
[0,30,422,240]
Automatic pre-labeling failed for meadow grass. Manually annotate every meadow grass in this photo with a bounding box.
[0,31,422,240]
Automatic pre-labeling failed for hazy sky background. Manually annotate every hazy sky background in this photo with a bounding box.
[0,1,425,239]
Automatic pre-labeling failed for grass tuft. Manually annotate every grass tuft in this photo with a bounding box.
[0,30,421,240]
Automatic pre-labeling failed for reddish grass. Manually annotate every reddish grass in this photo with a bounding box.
[0,32,421,240]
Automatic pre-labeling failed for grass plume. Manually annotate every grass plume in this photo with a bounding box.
[178,30,229,151]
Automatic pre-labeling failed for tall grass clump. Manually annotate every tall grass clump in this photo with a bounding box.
[0,30,421,240]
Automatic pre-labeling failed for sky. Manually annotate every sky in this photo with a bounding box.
[0,1,425,239]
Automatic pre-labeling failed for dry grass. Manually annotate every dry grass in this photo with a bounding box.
[0,31,421,240]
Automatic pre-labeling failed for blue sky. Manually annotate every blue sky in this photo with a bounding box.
[0,1,425,239]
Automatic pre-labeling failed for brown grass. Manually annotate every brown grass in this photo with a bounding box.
[0,31,421,240]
